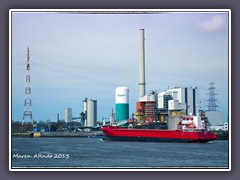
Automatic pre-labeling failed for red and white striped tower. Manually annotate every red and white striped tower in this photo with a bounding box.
[23,47,33,125]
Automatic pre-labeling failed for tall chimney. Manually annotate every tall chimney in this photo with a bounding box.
[139,29,146,99]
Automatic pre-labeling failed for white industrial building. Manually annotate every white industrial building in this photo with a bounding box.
[158,87,199,115]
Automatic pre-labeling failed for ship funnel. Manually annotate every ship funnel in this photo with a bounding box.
[139,29,146,99]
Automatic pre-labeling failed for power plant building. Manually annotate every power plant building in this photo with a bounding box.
[158,87,199,116]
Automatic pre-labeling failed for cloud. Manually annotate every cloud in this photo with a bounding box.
[196,15,225,32]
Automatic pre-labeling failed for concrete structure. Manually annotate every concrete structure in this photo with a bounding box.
[139,29,146,99]
[158,87,199,116]
[86,99,97,127]
[64,108,72,123]
[205,111,225,126]
[82,98,97,127]
[115,87,129,122]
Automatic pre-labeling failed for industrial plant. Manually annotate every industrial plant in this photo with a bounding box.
[64,98,97,127]
[113,29,205,129]
[107,29,227,137]
[17,29,227,139]
[100,29,228,142]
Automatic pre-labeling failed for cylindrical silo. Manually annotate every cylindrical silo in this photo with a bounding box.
[115,87,129,122]
[86,99,97,127]
[64,108,72,123]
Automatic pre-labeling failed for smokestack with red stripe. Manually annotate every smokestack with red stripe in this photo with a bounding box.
[139,29,146,99]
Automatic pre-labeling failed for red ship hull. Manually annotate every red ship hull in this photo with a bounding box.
[101,125,217,143]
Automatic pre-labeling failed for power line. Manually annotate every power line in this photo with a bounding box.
[12,52,137,84]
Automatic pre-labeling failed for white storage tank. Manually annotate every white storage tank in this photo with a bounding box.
[115,87,129,122]
[64,108,72,123]
[86,99,97,127]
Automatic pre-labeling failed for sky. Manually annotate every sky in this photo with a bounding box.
[11,10,229,122]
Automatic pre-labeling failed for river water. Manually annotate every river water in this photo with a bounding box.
[11,137,229,169]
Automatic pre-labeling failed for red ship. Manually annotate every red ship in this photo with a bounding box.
[101,125,217,143]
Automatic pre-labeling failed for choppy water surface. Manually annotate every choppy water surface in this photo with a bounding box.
[11,137,229,169]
